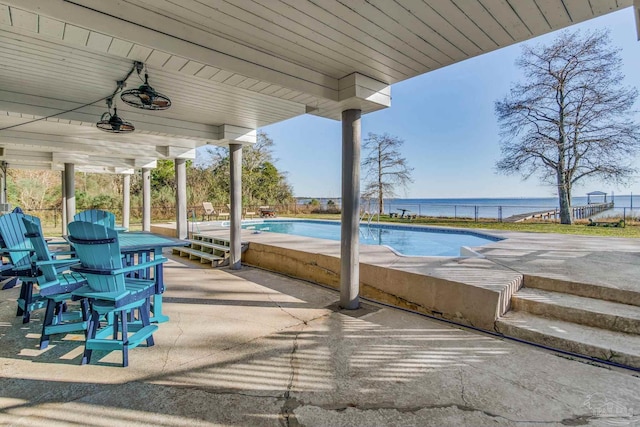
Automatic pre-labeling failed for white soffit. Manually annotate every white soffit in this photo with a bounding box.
[0,0,633,171]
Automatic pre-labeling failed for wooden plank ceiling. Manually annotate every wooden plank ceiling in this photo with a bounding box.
[0,0,633,171]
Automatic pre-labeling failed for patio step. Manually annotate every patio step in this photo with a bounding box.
[512,288,640,334]
[171,246,227,267]
[173,235,249,268]
[186,239,233,253]
[495,311,640,369]
[192,234,231,246]
[190,235,249,253]
[524,274,640,307]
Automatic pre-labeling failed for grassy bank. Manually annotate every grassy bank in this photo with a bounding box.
[289,213,640,238]
[43,214,640,238]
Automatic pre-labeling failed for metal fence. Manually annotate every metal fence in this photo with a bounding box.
[22,202,640,233]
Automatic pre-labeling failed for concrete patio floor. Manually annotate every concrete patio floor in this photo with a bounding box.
[1,254,639,426]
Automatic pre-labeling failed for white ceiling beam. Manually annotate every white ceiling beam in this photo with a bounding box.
[5,0,339,101]
[50,152,158,169]
[0,130,190,158]
[216,125,257,146]
[157,147,197,160]
[140,160,157,169]
[0,149,52,163]
[338,73,391,107]
[52,165,137,174]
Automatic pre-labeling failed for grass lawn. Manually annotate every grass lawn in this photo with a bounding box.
[289,213,640,238]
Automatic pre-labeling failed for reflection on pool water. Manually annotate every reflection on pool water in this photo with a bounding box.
[241,220,501,257]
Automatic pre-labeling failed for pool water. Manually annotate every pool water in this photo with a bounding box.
[242,220,500,257]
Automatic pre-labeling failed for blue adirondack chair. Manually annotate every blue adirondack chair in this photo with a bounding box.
[0,213,40,323]
[68,221,166,367]
[0,213,75,323]
[22,216,88,349]
[73,209,116,229]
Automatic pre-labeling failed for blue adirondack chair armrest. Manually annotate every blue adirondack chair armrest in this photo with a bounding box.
[71,285,131,302]
[71,257,167,276]
[70,257,165,276]
[38,272,87,296]
[0,248,34,254]
[35,259,80,267]
[112,257,167,276]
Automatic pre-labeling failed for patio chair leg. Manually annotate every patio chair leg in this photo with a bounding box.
[22,283,33,323]
[54,301,64,324]
[113,312,119,340]
[16,283,26,316]
[120,309,129,367]
[80,299,90,339]
[82,310,99,365]
[39,299,56,350]
[140,300,154,347]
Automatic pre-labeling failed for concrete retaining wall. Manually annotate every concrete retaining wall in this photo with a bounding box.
[243,241,502,329]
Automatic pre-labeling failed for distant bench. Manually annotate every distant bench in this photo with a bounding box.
[588,218,624,228]
[389,212,417,220]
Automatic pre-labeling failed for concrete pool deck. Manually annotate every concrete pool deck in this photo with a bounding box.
[1,255,639,426]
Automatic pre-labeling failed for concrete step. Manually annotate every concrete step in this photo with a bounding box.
[495,311,640,369]
[171,247,226,267]
[524,274,640,307]
[512,288,640,334]
[192,234,230,246]
[189,235,249,253]
[186,239,232,253]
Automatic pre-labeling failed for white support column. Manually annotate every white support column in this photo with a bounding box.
[142,168,151,232]
[64,163,75,227]
[340,109,361,310]
[175,159,188,239]
[122,174,131,230]
[61,171,67,235]
[229,143,242,270]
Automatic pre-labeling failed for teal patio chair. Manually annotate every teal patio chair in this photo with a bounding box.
[68,221,166,367]
[22,216,88,349]
[0,213,40,323]
[0,213,75,323]
[73,209,116,229]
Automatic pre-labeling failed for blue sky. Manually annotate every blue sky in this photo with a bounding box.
[260,8,640,199]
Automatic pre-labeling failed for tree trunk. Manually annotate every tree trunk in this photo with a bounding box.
[377,147,383,214]
[557,173,572,225]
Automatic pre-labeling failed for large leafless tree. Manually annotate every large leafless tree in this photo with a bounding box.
[362,132,413,214]
[495,30,640,224]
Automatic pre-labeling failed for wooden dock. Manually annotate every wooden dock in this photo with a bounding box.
[504,209,559,223]
[572,202,614,219]
[504,202,614,223]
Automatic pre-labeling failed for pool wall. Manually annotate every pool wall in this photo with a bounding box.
[243,241,514,329]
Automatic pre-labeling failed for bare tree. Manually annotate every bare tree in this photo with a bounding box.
[496,30,640,224]
[362,132,413,214]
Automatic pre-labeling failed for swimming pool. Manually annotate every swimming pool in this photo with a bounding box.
[241,220,501,257]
